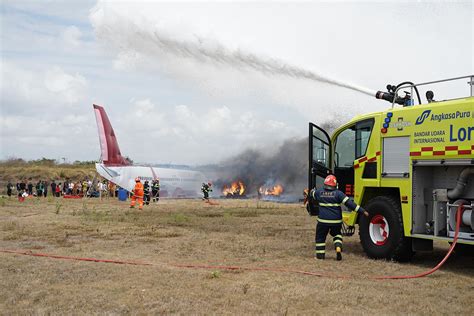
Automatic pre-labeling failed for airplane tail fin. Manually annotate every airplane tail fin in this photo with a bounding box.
[93,104,130,166]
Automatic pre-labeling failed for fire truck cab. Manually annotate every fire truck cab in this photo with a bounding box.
[308,75,474,260]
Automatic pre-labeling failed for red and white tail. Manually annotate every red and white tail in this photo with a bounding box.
[93,104,130,166]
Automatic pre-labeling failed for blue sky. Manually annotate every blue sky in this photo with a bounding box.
[1,1,472,164]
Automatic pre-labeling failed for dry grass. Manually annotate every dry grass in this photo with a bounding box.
[0,197,473,314]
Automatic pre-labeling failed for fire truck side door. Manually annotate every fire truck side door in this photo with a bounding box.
[333,119,375,226]
[333,126,356,197]
[308,123,332,190]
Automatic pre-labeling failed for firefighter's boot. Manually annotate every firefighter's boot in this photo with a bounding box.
[315,242,325,260]
[315,253,325,260]
[336,247,342,261]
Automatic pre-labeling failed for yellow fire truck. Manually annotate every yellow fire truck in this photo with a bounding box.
[308,75,474,260]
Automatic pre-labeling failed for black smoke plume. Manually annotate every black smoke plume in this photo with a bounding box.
[200,138,307,199]
[202,121,339,198]
[213,137,307,197]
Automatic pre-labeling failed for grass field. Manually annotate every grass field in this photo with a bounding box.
[1,197,473,314]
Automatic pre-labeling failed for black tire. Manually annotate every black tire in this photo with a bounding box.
[359,196,414,261]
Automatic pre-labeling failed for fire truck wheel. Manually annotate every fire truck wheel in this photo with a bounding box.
[359,196,414,261]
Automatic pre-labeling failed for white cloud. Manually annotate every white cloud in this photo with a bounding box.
[108,98,298,164]
[60,25,83,47]
[1,114,89,138]
[0,61,93,161]
[1,62,88,111]
[44,66,87,103]
[113,51,143,71]
[3,0,96,24]
[0,110,99,161]
[132,98,155,117]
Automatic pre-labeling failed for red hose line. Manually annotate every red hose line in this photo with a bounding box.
[0,249,152,266]
[0,205,465,280]
[0,249,347,279]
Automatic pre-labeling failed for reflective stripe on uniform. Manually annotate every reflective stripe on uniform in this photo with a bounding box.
[333,234,343,245]
[315,243,326,247]
[355,205,360,212]
[315,250,326,254]
[342,197,349,204]
[319,203,341,207]
[317,218,343,224]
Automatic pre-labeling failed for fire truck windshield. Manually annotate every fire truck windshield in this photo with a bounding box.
[334,119,374,168]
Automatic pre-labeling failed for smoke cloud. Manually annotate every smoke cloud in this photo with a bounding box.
[205,120,340,199]
[207,137,308,198]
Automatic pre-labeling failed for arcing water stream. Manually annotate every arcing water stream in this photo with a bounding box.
[90,4,375,97]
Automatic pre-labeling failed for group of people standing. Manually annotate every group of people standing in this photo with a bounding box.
[5,177,161,205]
[96,180,118,198]
[7,180,58,198]
[4,178,117,199]
[130,178,160,210]
[62,179,93,196]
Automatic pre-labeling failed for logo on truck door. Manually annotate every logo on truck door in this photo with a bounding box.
[416,109,471,125]
[416,110,431,125]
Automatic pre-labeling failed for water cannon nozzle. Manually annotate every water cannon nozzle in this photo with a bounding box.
[375,85,408,105]
[375,91,395,103]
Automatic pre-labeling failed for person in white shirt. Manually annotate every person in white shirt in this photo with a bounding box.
[97,182,103,199]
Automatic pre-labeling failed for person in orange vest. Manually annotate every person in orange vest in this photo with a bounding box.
[130,177,144,210]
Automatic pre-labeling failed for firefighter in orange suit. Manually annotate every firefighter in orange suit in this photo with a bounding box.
[130,177,144,210]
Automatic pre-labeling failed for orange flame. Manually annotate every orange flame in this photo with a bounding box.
[222,181,246,196]
[259,184,284,196]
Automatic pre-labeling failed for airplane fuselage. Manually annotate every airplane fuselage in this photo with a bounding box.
[96,163,206,198]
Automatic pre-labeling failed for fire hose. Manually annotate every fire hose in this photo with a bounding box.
[0,204,466,280]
